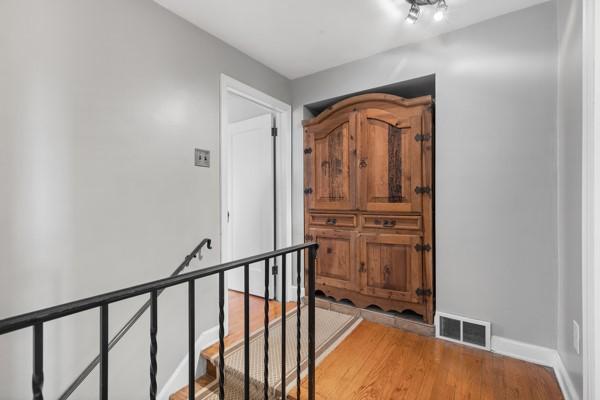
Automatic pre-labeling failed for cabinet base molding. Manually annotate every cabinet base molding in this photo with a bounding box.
[312,292,434,337]
[316,286,428,322]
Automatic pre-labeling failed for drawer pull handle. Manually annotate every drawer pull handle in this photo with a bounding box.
[383,220,396,228]
[326,218,337,225]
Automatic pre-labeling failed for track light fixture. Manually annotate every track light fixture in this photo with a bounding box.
[405,0,448,24]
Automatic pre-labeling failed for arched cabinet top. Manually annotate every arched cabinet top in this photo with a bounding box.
[303,93,433,128]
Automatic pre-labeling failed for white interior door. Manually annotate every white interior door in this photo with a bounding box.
[226,113,275,297]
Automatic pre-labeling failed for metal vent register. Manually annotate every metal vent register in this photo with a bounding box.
[436,313,491,350]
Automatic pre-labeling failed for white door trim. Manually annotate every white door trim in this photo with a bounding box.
[220,74,293,306]
[582,1,599,398]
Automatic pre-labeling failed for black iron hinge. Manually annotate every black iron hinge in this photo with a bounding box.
[415,134,432,142]
[305,234,314,241]
[271,127,278,137]
[415,243,432,252]
[415,186,432,195]
[304,147,312,154]
[416,288,433,297]
[272,264,279,275]
[304,187,313,195]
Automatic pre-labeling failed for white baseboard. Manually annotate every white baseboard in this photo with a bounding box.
[158,325,219,400]
[491,336,580,400]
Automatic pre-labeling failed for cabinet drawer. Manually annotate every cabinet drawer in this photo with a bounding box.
[309,213,357,228]
[362,215,422,231]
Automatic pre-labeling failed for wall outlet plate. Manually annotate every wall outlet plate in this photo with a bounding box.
[573,320,580,354]
[195,149,210,167]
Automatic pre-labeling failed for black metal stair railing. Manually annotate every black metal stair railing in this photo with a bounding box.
[56,238,213,400]
[0,241,318,400]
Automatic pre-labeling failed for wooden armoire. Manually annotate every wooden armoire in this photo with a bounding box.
[303,93,434,324]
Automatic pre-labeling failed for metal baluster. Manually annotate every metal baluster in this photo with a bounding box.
[308,246,317,400]
[150,290,158,400]
[280,255,287,399]
[100,305,109,400]
[244,264,250,400]
[218,272,225,400]
[296,250,302,400]
[32,323,44,400]
[188,280,195,400]
[264,259,270,399]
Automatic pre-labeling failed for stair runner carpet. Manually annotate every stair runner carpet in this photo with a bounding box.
[197,306,361,399]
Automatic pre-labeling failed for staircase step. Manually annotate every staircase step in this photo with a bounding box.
[169,374,215,400]
[171,292,296,399]
[200,299,297,361]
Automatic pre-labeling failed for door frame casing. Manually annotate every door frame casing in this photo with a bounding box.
[582,1,599,398]
[220,74,293,308]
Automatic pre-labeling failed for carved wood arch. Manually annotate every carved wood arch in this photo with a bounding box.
[303,93,432,128]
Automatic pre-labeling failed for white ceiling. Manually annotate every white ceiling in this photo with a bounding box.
[154,0,550,79]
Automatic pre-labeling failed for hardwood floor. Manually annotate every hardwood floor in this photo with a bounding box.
[172,293,563,400]
[289,321,563,400]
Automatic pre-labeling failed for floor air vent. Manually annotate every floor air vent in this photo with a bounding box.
[435,312,491,350]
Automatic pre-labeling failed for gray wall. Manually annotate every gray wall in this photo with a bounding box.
[557,0,583,396]
[0,0,290,398]
[291,2,559,348]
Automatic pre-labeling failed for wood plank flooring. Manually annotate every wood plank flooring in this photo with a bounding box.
[289,321,563,400]
[172,293,563,400]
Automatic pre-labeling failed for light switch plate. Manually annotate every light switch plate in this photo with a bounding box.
[195,149,210,167]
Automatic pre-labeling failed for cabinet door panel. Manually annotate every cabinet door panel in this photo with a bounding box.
[305,113,356,210]
[358,110,422,212]
[310,228,358,291]
[359,234,423,303]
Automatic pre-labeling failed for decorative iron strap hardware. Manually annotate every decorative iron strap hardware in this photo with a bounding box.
[415,186,432,195]
[415,134,432,142]
[416,288,433,297]
[326,218,337,225]
[415,243,432,252]
[304,147,312,154]
[359,159,368,168]
[304,187,313,195]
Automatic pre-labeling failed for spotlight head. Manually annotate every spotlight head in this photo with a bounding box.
[433,0,448,21]
[405,3,421,24]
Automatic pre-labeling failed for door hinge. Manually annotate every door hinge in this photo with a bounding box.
[271,127,278,137]
[416,288,433,297]
[305,234,314,241]
[304,187,313,195]
[415,134,432,142]
[272,264,279,275]
[304,147,312,154]
[415,243,432,252]
[415,186,432,195]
